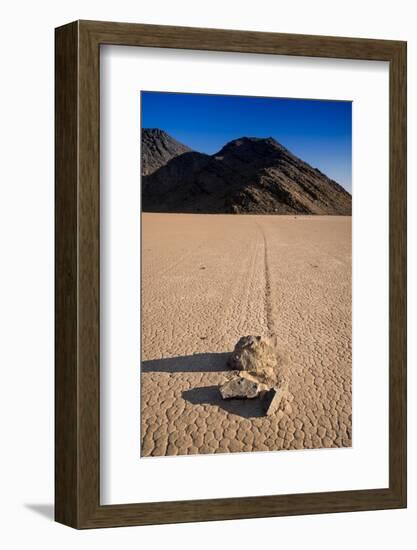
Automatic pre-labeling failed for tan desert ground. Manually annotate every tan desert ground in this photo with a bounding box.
[141,213,352,457]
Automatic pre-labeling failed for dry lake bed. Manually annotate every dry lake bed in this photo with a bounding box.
[141,213,352,457]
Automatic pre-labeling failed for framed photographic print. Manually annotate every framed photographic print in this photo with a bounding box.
[55,20,407,528]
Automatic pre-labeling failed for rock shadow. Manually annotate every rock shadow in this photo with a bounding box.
[141,352,230,373]
[182,385,266,419]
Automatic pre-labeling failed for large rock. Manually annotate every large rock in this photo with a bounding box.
[228,335,284,375]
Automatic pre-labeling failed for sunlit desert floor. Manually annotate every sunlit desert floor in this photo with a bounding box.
[141,213,352,457]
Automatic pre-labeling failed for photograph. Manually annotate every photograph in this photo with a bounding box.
[140,91,352,457]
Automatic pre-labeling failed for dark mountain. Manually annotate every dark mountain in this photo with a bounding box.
[141,128,192,176]
[142,131,352,215]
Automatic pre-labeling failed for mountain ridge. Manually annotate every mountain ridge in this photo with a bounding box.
[141,129,352,215]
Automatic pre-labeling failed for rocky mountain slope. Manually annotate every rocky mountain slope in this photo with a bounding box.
[141,130,352,215]
[141,128,192,176]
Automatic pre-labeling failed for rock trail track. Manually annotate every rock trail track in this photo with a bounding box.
[141,213,352,457]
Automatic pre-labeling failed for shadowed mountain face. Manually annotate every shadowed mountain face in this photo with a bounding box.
[142,130,352,215]
[141,128,192,176]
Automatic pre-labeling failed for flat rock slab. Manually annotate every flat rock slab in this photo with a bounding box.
[263,386,287,416]
[219,376,262,399]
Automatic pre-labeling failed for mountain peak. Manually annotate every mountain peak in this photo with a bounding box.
[141,128,192,176]
[214,135,286,158]
[229,136,280,145]
[142,128,169,138]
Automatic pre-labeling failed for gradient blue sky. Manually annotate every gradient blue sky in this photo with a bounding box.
[142,91,352,192]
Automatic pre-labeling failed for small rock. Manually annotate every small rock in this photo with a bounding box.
[219,376,262,399]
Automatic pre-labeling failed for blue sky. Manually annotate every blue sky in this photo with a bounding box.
[141,91,352,192]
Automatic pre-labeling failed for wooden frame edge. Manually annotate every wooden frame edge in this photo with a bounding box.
[55,20,407,529]
[55,20,79,528]
[388,39,407,509]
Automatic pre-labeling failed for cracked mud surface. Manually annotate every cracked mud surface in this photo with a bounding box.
[141,214,352,456]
